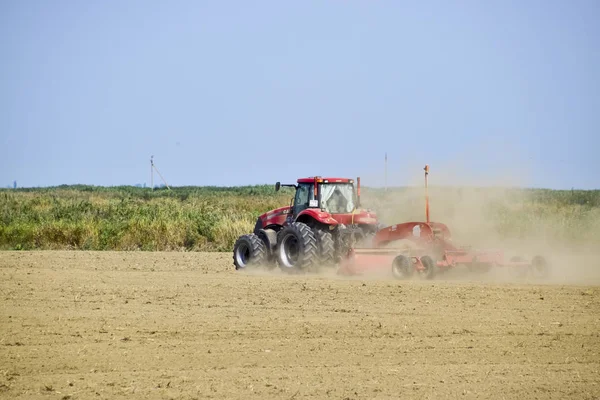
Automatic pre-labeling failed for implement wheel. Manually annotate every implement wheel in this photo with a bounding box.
[419,255,436,280]
[392,255,413,279]
[531,255,549,279]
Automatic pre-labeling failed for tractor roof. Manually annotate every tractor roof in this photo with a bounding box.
[297,177,354,184]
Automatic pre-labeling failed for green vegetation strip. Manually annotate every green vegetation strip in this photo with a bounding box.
[0,185,598,251]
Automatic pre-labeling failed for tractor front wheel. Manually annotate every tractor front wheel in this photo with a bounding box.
[233,234,267,270]
[277,222,318,273]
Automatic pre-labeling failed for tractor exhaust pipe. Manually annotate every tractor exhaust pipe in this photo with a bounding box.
[424,165,430,224]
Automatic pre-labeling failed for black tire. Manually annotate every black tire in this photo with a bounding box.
[257,228,278,268]
[531,255,549,279]
[314,228,335,266]
[233,233,267,270]
[420,255,436,280]
[392,254,413,279]
[277,222,318,272]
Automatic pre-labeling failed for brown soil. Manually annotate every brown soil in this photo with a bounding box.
[1,251,599,399]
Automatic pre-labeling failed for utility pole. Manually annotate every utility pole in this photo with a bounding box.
[150,155,170,190]
[150,156,154,189]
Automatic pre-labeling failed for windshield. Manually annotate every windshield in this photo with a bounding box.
[320,183,356,214]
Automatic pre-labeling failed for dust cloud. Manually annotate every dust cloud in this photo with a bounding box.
[359,162,600,286]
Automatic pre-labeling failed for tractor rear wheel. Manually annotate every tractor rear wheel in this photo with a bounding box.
[277,222,318,273]
[315,228,335,266]
[233,233,267,270]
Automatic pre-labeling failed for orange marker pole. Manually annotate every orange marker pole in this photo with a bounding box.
[356,177,361,207]
[424,165,430,224]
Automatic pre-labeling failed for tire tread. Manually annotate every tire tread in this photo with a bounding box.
[233,233,267,270]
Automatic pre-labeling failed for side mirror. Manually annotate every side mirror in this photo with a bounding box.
[275,182,281,192]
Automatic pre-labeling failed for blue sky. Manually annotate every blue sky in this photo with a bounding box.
[1,1,599,189]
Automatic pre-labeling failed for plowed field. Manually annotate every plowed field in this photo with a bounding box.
[1,251,599,399]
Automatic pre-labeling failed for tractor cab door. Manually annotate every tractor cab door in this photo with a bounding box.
[292,183,315,217]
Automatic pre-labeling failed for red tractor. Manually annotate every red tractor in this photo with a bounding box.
[233,176,380,272]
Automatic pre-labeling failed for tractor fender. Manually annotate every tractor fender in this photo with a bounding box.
[253,217,262,234]
[295,209,339,226]
[255,206,292,232]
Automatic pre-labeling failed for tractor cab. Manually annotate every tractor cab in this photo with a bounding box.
[276,177,358,218]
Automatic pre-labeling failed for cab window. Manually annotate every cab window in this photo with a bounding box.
[294,183,314,215]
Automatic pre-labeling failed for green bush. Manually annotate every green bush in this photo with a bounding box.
[0,185,294,251]
[0,185,598,251]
